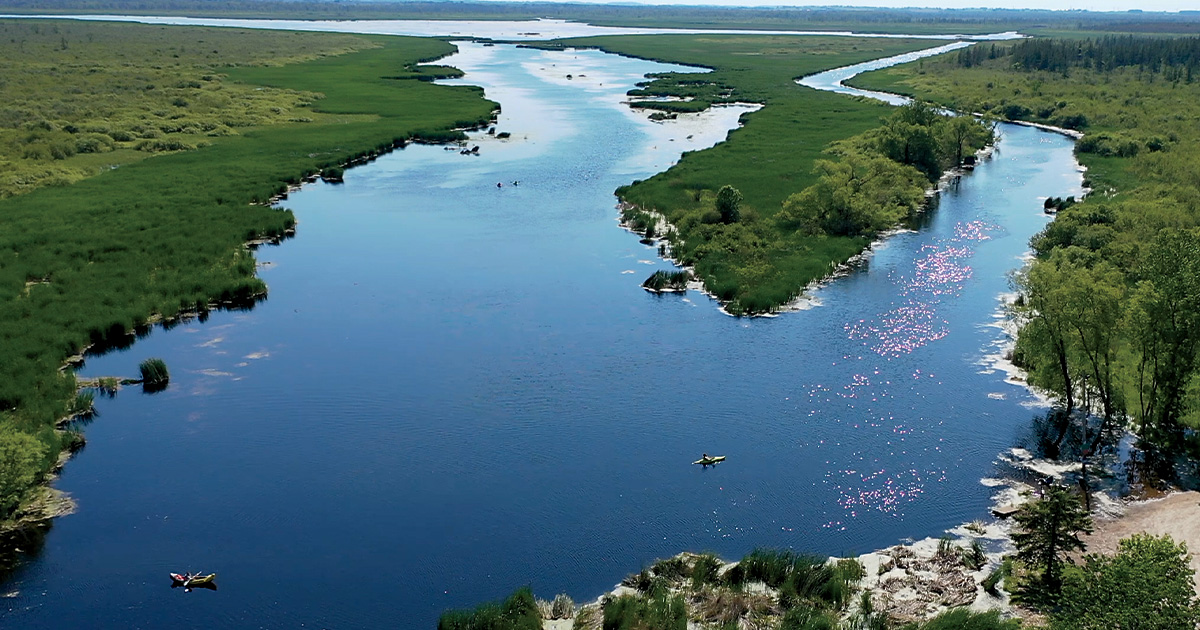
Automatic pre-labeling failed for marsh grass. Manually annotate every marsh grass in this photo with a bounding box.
[936,536,958,561]
[69,391,94,420]
[603,591,687,630]
[138,358,170,393]
[962,539,987,571]
[95,377,120,398]
[690,553,722,589]
[0,21,497,515]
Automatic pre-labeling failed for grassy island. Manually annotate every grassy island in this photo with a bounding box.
[848,36,1200,456]
[538,35,992,314]
[0,19,497,532]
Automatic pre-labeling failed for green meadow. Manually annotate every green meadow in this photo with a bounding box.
[0,20,496,524]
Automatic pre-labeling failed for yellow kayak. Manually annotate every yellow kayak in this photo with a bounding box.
[693,456,726,466]
[170,572,217,587]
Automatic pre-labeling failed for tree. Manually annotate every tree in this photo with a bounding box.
[777,156,926,237]
[1126,229,1200,446]
[715,185,742,224]
[1053,534,1200,630]
[1011,262,1078,416]
[0,430,47,519]
[1057,258,1125,439]
[871,101,949,179]
[939,115,992,168]
[1012,485,1093,596]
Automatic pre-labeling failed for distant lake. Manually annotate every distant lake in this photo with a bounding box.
[1,37,1078,630]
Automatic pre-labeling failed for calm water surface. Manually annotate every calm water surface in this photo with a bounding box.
[2,42,1080,629]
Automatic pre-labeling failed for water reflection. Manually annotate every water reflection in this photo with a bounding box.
[2,42,1083,630]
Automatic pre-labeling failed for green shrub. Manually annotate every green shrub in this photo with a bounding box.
[622,569,654,593]
[437,586,542,630]
[715,185,742,224]
[0,431,47,518]
[74,133,116,154]
[135,138,196,152]
[650,556,689,580]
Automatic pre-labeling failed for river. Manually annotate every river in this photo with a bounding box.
[1,30,1080,630]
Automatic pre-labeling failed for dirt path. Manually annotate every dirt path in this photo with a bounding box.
[1083,491,1200,590]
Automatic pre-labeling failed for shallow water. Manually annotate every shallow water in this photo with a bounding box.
[2,40,1079,629]
[0,15,1023,41]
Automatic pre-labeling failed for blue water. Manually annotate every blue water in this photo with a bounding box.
[1,42,1081,629]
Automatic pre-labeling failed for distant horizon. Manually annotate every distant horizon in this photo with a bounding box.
[416,0,1197,14]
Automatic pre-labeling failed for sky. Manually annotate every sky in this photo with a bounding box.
[473,0,1197,13]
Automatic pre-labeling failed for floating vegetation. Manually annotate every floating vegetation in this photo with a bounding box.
[643,270,690,292]
[138,358,170,393]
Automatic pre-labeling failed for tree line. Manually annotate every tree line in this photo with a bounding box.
[957,36,1200,80]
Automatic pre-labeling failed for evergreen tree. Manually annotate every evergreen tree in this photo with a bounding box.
[1012,485,1093,597]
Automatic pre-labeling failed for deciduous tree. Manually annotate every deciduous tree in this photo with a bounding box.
[1053,533,1200,630]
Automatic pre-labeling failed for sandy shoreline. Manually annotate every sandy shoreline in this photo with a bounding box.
[1083,490,1200,590]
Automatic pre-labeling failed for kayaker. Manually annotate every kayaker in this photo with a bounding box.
[701,453,709,462]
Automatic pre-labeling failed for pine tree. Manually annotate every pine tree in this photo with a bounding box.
[1012,485,1093,598]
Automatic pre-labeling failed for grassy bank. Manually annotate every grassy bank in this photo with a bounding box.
[0,20,496,530]
[540,34,988,314]
[848,38,1200,453]
[439,550,1022,630]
